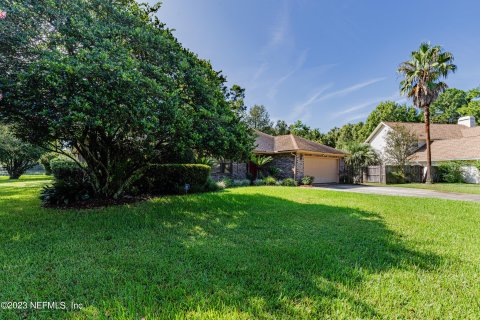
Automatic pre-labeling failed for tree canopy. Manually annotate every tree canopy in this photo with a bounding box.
[430,88,480,123]
[0,0,253,198]
[245,105,274,133]
[0,125,44,179]
[360,101,420,140]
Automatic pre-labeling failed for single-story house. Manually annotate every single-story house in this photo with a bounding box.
[365,116,480,183]
[212,130,347,183]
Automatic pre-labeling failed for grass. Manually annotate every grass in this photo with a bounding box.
[1,177,480,319]
[383,183,480,195]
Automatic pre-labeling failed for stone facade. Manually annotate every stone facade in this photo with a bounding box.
[211,162,248,181]
[210,153,308,182]
[295,154,304,181]
[266,154,295,179]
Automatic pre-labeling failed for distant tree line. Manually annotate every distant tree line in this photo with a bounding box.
[240,87,480,150]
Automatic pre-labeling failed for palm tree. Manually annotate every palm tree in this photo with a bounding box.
[398,43,456,183]
[250,154,273,179]
[343,142,379,183]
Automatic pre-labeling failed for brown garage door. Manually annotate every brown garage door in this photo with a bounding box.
[303,157,339,183]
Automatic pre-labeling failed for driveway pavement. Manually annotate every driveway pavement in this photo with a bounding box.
[312,184,480,203]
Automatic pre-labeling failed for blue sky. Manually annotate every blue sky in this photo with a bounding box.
[151,0,480,131]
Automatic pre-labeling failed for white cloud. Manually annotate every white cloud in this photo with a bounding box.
[345,113,370,123]
[267,50,308,100]
[331,90,400,119]
[290,77,386,121]
[267,0,290,48]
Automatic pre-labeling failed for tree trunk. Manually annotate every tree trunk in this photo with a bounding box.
[424,105,433,184]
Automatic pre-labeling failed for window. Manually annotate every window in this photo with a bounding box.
[213,160,232,174]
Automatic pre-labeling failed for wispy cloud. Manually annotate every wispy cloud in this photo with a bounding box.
[252,62,269,82]
[289,77,386,121]
[345,113,370,123]
[267,50,308,100]
[331,90,399,119]
[289,84,333,120]
[267,0,290,49]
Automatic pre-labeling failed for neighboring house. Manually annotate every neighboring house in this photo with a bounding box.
[212,130,347,183]
[365,116,480,183]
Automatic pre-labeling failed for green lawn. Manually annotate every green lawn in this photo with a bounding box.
[1,177,480,319]
[386,182,480,195]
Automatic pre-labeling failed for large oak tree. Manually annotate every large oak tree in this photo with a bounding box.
[0,0,253,198]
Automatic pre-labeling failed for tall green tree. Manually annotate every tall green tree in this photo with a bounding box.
[288,120,324,142]
[430,88,480,123]
[361,101,419,140]
[0,126,43,179]
[0,0,253,198]
[458,88,480,120]
[273,120,290,135]
[398,43,456,183]
[227,84,247,117]
[322,127,340,147]
[336,122,365,149]
[245,105,273,133]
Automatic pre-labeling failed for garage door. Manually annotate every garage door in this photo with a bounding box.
[303,157,338,184]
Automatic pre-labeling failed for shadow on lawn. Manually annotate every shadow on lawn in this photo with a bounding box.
[0,190,443,319]
[135,192,442,318]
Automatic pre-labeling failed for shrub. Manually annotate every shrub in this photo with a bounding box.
[231,179,250,187]
[437,161,464,183]
[281,178,297,186]
[301,176,314,185]
[39,153,57,175]
[218,177,234,188]
[204,178,223,192]
[40,159,92,206]
[263,176,277,186]
[141,164,211,194]
[254,179,266,186]
[387,170,406,184]
[268,166,283,179]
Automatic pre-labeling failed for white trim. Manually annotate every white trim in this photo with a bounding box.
[365,122,392,143]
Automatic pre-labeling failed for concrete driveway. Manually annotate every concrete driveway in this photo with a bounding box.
[312,184,480,203]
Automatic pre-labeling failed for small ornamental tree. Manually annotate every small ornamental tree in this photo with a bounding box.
[383,125,418,169]
[0,0,254,199]
[343,142,379,183]
[0,126,43,179]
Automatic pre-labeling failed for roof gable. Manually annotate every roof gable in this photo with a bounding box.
[253,130,345,156]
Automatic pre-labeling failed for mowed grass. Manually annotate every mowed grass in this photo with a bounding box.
[388,182,480,195]
[1,177,480,319]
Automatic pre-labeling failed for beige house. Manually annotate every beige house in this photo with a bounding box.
[365,116,480,183]
[213,130,347,183]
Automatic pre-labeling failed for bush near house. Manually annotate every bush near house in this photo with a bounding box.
[437,161,465,183]
[140,164,211,195]
[281,178,297,186]
[301,175,314,185]
[263,176,277,186]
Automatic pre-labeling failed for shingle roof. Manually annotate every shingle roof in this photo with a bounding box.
[410,136,480,162]
[384,122,465,140]
[253,130,346,156]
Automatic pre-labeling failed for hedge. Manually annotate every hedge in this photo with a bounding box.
[141,164,211,194]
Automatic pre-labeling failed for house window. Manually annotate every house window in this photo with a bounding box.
[213,161,232,174]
